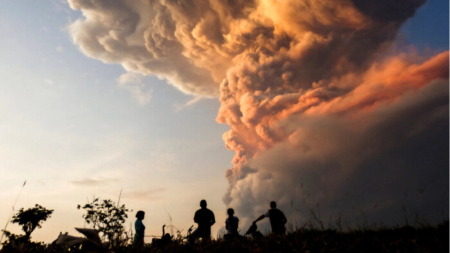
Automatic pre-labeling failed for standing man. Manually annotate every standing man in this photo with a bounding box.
[193,200,216,240]
[253,201,287,235]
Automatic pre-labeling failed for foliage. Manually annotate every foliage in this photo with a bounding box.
[77,198,130,247]
[1,230,50,253]
[1,230,27,246]
[0,221,447,253]
[10,204,54,240]
[1,204,53,253]
[107,222,450,253]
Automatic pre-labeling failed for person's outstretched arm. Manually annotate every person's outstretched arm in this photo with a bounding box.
[253,215,265,224]
[162,225,166,237]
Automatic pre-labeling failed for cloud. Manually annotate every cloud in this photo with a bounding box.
[224,78,448,229]
[117,72,152,106]
[56,46,64,52]
[68,0,425,96]
[121,188,166,201]
[173,96,203,111]
[68,0,448,229]
[68,0,218,96]
[71,177,120,186]
[220,50,448,228]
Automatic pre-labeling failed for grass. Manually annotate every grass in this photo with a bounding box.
[1,221,447,253]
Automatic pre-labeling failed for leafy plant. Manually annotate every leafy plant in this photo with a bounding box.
[10,204,54,241]
[77,197,129,247]
[1,230,27,246]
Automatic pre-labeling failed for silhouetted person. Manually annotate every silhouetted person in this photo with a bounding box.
[225,208,239,235]
[152,225,173,246]
[161,225,173,244]
[192,200,215,240]
[224,208,241,240]
[134,211,145,246]
[244,223,263,239]
[253,201,287,235]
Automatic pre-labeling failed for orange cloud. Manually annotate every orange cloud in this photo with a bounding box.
[69,0,447,228]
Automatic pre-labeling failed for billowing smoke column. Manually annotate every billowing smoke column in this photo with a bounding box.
[69,0,448,228]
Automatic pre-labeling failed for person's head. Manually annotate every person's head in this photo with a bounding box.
[200,199,207,208]
[136,210,145,220]
[270,201,277,209]
[227,208,234,216]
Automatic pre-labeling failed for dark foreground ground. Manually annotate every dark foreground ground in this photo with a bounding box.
[1,222,448,253]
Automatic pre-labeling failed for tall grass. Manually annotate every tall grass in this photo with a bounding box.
[0,180,26,244]
[2,207,448,253]
[4,221,445,253]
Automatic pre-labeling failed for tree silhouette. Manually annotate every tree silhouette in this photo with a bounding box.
[11,204,53,240]
[77,198,129,247]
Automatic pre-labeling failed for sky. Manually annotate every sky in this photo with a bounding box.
[0,0,448,243]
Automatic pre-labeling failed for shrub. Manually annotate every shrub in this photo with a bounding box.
[77,198,130,248]
[10,204,54,241]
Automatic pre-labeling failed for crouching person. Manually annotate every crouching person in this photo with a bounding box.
[152,225,173,247]
[224,208,245,240]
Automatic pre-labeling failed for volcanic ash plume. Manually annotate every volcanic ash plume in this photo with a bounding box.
[69,0,449,227]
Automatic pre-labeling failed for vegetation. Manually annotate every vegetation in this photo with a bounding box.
[1,204,53,252]
[1,222,448,252]
[0,201,447,253]
[84,222,450,253]
[77,197,130,247]
[10,204,54,241]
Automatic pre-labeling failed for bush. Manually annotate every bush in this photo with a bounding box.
[10,204,54,241]
[1,204,53,253]
[77,197,130,248]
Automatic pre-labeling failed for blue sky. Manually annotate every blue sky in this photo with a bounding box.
[401,0,448,51]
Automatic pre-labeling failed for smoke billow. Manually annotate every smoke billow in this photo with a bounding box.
[69,0,448,228]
